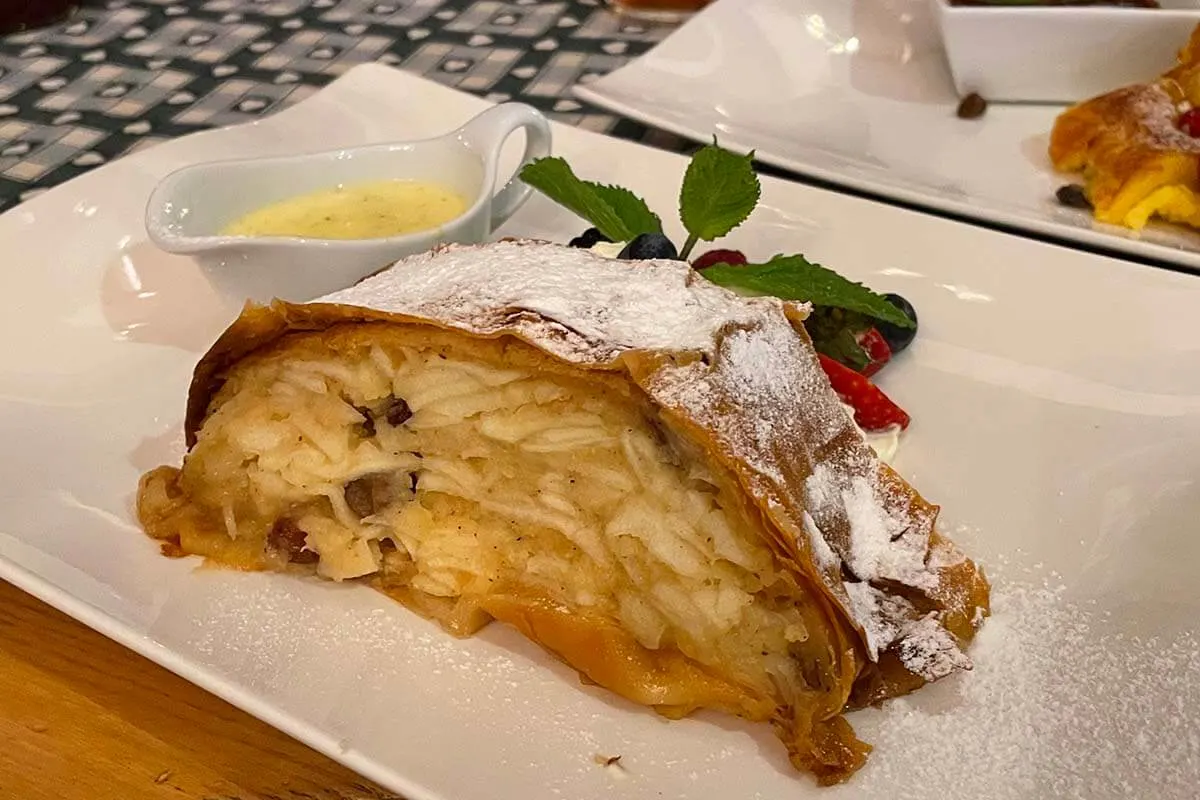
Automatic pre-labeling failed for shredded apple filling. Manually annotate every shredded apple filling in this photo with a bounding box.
[139,325,863,775]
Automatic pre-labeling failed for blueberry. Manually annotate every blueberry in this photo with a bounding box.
[617,232,679,261]
[568,227,611,248]
[877,293,918,354]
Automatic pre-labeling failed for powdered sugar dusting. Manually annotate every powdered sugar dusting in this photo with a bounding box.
[927,538,968,571]
[802,511,838,572]
[838,580,964,672]
[1068,81,1200,155]
[802,458,950,661]
[895,614,972,681]
[315,241,978,680]
[844,567,1200,799]
[831,468,934,591]
[322,241,771,365]
[172,560,1196,798]
[649,319,846,486]
[1127,83,1200,153]
[842,581,902,658]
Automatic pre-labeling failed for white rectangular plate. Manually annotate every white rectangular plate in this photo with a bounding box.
[2,63,1198,800]
[574,0,1200,272]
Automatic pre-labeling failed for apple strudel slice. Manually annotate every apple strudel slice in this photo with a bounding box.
[137,241,990,785]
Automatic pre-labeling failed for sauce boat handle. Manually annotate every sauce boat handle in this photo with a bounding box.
[456,102,553,231]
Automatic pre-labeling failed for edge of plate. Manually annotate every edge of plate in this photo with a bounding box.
[0,554,442,800]
[7,58,1194,800]
[574,68,1200,274]
[0,62,481,800]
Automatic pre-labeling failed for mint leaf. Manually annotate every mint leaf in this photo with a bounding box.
[702,255,915,329]
[519,157,659,242]
[812,326,870,371]
[590,184,662,237]
[803,307,872,371]
[679,144,761,244]
[519,157,632,241]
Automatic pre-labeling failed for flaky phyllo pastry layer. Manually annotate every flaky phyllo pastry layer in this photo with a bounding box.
[138,241,990,784]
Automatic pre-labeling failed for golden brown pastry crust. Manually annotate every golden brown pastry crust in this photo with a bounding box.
[139,241,990,784]
[1049,25,1200,227]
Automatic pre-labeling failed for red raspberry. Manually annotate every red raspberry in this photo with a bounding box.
[856,327,892,377]
[691,249,748,271]
[1180,107,1200,137]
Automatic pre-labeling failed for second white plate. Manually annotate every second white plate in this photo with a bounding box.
[575,0,1200,271]
[3,63,1200,800]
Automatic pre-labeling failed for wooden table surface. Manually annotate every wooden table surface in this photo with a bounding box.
[0,579,398,800]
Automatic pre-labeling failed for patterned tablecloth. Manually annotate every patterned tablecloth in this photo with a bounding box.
[0,0,691,214]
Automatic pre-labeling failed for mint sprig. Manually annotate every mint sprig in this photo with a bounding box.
[588,183,663,239]
[678,143,760,259]
[517,142,911,331]
[702,255,915,329]
[519,157,661,242]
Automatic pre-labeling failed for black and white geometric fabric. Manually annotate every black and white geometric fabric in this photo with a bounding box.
[0,0,691,211]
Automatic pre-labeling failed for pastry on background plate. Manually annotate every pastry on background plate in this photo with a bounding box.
[137,241,990,785]
[1050,23,1200,231]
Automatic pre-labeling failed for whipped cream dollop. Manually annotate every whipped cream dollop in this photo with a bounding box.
[843,403,902,464]
[588,240,627,259]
